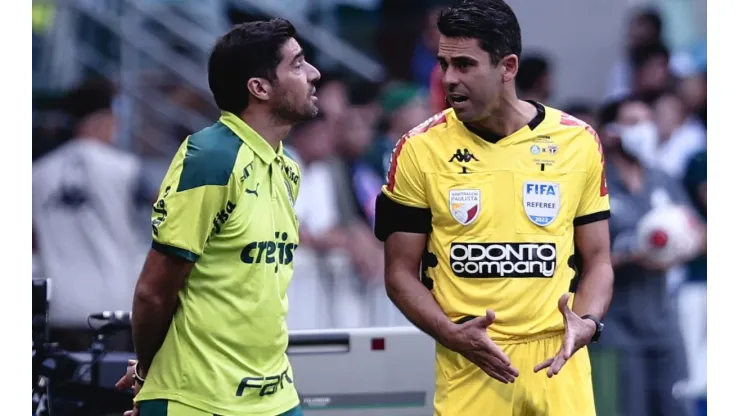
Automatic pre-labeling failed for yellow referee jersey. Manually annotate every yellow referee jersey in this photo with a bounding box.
[374,101,610,342]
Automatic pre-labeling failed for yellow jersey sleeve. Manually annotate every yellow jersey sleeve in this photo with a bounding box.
[381,136,428,208]
[374,135,432,241]
[575,129,610,223]
[151,138,240,261]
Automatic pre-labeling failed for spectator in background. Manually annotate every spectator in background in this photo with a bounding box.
[653,90,706,179]
[429,63,448,113]
[411,6,443,88]
[516,54,552,104]
[630,42,673,104]
[289,117,344,253]
[674,148,707,398]
[287,116,380,329]
[286,117,344,330]
[594,96,704,416]
[678,73,707,128]
[32,78,148,350]
[562,101,597,128]
[315,72,350,121]
[364,83,430,189]
[334,109,386,228]
[350,80,385,132]
[606,8,664,100]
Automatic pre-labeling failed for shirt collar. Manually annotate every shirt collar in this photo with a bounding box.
[219,111,283,163]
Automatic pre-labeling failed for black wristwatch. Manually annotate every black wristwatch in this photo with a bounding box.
[581,314,604,343]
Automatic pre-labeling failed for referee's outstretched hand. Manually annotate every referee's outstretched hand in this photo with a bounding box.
[533,293,596,378]
[446,309,519,384]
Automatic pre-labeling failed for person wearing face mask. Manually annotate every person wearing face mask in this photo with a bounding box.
[615,113,661,169]
[593,96,706,416]
[653,89,707,179]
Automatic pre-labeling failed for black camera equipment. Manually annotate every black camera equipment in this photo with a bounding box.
[32,278,134,416]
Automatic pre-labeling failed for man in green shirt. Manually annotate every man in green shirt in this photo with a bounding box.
[118,19,320,416]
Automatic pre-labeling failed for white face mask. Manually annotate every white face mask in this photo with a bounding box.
[619,121,659,167]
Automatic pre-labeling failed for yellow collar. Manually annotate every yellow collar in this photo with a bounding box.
[219,111,283,163]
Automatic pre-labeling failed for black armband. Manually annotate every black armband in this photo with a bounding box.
[373,192,432,242]
[574,210,610,226]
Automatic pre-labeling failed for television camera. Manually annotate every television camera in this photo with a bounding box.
[32,278,134,416]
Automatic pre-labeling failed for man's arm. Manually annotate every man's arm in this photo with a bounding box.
[572,220,614,320]
[570,125,613,320]
[134,136,240,375]
[384,231,457,346]
[375,133,518,382]
[132,249,193,375]
[379,204,518,383]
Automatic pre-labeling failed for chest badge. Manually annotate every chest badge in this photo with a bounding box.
[449,189,481,226]
[523,181,560,226]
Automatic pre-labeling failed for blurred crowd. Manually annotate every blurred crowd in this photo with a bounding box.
[32,2,707,415]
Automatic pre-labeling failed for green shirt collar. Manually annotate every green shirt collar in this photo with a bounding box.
[219,111,284,163]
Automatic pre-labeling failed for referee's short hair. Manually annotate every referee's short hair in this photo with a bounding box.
[208,19,297,114]
[437,0,522,63]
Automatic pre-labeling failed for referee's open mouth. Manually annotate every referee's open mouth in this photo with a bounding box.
[448,94,469,104]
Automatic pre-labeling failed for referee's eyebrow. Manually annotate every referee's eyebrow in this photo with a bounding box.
[439,55,478,67]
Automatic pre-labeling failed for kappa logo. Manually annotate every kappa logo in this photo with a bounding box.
[523,182,561,226]
[449,189,481,226]
[449,148,479,163]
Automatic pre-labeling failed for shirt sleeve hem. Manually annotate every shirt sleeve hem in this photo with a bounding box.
[574,210,611,226]
[381,188,429,209]
[151,241,200,262]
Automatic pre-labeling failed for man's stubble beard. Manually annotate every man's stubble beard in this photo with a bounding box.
[272,92,319,125]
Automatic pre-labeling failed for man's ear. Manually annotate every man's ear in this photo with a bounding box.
[247,77,272,102]
[499,54,519,84]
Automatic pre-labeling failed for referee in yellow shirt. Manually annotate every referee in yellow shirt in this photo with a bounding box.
[117,19,320,416]
[374,1,614,415]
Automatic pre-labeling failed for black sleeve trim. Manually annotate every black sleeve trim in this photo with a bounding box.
[574,210,611,226]
[374,192,432,242]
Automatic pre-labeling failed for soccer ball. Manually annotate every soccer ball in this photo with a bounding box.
[636,205,703,267]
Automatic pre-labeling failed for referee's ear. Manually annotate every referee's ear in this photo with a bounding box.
[499,54,519,84]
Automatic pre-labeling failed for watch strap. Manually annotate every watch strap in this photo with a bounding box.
[581,314,603,343]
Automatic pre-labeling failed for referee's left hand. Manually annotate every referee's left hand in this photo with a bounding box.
[533,293,596,378]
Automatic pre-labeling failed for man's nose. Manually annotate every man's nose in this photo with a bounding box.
[442,69,459,89]
[307,62,321,83]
